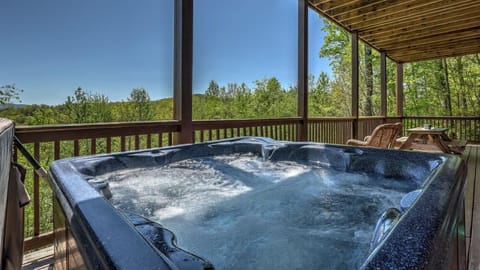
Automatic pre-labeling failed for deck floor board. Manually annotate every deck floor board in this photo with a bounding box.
[466,145,480,270]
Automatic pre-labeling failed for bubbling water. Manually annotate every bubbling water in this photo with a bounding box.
[96,153,418,270]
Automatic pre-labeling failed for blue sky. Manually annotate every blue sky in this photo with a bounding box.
[0,0,330,105]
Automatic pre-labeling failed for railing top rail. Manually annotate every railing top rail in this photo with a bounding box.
[358,116,388,120]
[192,117,302,129]
[403,116,480,120]
[16,120,182,143]
[308,117,355,122]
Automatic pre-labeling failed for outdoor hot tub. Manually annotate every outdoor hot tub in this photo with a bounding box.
[49,137,467,270]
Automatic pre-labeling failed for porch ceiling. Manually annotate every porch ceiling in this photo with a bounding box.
[309,0,480,63]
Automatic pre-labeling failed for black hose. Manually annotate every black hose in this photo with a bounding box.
[13,135,48,179]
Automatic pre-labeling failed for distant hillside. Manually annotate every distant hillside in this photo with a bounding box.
[0,103,28,110]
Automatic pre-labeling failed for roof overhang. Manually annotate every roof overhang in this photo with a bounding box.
[309,0,480,63]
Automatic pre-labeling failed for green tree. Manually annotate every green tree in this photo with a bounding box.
[64,87,89,123]
[63,87,112,123]
[127,88,153,121]
[253,77,284,117]
[0,84,23,104]
[205,80,220,97]
[309,72,332,116]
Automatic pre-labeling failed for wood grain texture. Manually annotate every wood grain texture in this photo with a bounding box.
[309,0,480,62]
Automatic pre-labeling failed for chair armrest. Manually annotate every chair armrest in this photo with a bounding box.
[394,137,408,148]
[346,139,368,146]
[447,140,467,154]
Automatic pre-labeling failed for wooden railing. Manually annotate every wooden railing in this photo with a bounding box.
[308,117,354,144]
[14,116,480,251]
[192,118,301,143]
[403,116,480,143]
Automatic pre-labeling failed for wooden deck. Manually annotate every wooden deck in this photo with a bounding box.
[465,144,480,269]
[21,245,53,270]
[21,145,480,270]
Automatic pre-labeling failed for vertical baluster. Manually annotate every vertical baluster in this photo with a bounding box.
[33,143,40,237]
[311,122,314,142]
[54,141,60,160]
[333,121,336,144]
[326,122,329,143]
[324,122,327,143]
[332,121,335,143]
[91,138,97,155]
[319,122,322,142]
[134,135,140,150]
[316,122,319,142]
[291,124,294,141]
[106,137,112,153]
[312,123,315,142]
[310,122,313,142]
[342,121,345,144]
[121,136,126,151]
[168,132,173,146]
[341,121,344,144]
[337,121,340,144]
[331,122,334,143]
[74,140,79,156]
[147,134,152,149]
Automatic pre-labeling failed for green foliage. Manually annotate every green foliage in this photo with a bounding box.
[315,18,480,117]
[127,88,153,121]
[63,87,112,123]
[0,84,23,104]
[192,77,296,120]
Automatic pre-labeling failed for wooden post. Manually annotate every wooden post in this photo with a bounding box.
[173,0,193,144]
[351,32,359,139]
[380,52,387,119]
[297,0,308,142]
[396,62,404,118]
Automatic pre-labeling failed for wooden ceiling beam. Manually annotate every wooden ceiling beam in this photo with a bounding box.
[347,1,477,31]
[322,0,407,18]
[307,0,480,63]
[356,11,480,41]
[313,0,367,13]
[362,15,480,42]
[389,39,480,57]
[394,46,480,63]
[335,0,442,23]
[309,0,324,5]
[377,34,480,54]
[376,28,480,51]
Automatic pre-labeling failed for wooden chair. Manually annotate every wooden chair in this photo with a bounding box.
[346,122,402,149]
